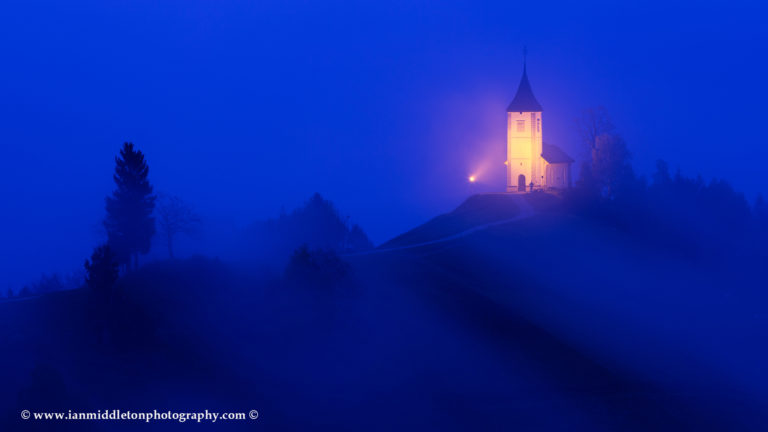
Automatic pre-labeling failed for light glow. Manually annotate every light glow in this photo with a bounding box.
[468,175,476,183]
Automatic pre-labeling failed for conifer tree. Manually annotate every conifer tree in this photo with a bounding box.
[104,143,156,269]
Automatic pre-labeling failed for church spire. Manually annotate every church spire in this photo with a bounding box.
[507,49,543,113]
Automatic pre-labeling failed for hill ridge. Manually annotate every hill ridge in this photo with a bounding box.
[374,193,536,252]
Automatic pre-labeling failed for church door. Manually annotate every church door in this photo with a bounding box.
[518,174,526,192]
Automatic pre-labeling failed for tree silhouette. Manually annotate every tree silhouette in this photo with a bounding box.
[33,273,63,294]
[652,159,672,187]
[576,106,615,155]
[285,244,349,288]
[345,224,374,252]
[104,143,156,270]
[156,193,200,258]
[575,107,634,199]
[591,133,633,198]
[84,244,119,296]
[84,245,119,344]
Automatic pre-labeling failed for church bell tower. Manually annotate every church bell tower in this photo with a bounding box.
[506,59,544,192]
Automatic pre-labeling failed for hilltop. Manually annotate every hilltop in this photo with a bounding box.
[378,192,557,250]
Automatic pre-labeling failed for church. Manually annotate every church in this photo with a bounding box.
[506,63,573,192]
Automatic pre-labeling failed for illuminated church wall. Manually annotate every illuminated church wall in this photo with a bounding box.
[506,110,543,191]
[545,162,571,189]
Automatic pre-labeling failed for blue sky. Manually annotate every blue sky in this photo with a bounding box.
[1,0,767,288]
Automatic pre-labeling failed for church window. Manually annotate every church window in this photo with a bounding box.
[537,118,541,132]
[516,120,525,132]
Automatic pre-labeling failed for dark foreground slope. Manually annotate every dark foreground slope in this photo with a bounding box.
[353,192,768,430]
[1,193,767,431]
[2,255,593,431]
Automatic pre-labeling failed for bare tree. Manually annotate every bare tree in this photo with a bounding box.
[576,106,615,155]
[156,194,199,258]
[574,107,634,197]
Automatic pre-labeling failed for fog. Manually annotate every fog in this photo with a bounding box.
[2,0,767,289]
[2,4,768,428]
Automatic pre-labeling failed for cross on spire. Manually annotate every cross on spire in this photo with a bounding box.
[523,46,528,69]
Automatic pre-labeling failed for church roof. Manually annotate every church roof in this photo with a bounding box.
[507,64,543,112]
[541,143,574,164]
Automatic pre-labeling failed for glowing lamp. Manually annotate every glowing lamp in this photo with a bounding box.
[468,175,476,183]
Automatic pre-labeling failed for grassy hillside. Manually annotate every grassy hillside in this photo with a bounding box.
[353,193,768,429]
[2,193,767,430]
